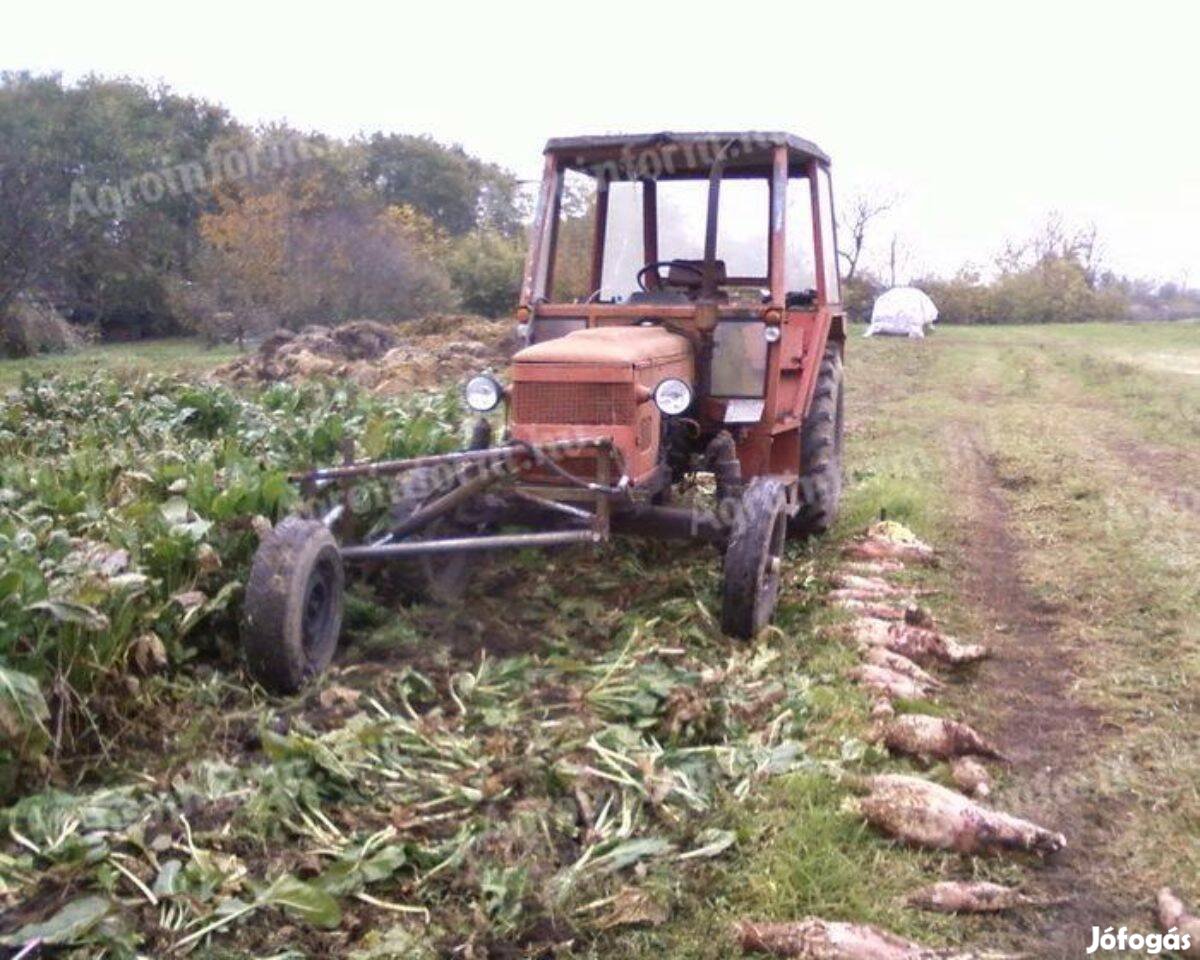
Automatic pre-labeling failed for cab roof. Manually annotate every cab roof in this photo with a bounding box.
[544,130,829,177]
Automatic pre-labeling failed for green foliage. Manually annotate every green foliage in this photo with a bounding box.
[917,259,1128,325]
[0,72,236,338]
[364,133,525,236]
[0,373,465,717]
[0,599,820,955]
[841,272,885,324]
[913,217,1130,324]
[447,230,526,316]
[0,74,527,343]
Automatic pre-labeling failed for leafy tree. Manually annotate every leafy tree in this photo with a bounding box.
[365,133,524,236]
[0,73,238,337]
[188,175,455,332]
[448,231,526,316]
[2,74,532,338]
[0,73,76,316]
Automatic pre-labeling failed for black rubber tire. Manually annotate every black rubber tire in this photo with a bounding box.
[789,342,845,538]
[721,477,788,639]
[387,468,474,604]
[242,517,344,693]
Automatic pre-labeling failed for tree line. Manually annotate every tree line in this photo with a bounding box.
[3,72,1197,357]
[0,72,528,354]
[841,202,1200,326]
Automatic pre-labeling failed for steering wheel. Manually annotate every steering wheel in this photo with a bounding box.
[636,260,705,292]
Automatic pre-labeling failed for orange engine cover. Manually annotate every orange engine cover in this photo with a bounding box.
[509,327,694,485]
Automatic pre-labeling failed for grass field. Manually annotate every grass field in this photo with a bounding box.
[608,321,1200,958]
[784,322,1200,955]
[1,324,1198,958]
[0,338,238,386]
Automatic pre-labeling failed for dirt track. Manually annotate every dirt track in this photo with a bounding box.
[946,423,1119,958]
[844,327,1200,959]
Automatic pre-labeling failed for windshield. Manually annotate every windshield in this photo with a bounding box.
[596,178,768,301]
[600,181,643,300]
[657,179,767,278]
[545,168,810,304]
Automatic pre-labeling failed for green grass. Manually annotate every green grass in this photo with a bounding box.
[844,323,1200,939]
[628,321,1200,956]
[0,337,239,385]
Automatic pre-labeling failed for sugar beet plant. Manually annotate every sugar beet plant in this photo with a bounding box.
[0,372,465,787]
[0,372,837,958]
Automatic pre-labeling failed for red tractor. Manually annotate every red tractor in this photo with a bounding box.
[242,131,846,692]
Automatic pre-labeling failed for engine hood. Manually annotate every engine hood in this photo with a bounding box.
[514,326,692,367]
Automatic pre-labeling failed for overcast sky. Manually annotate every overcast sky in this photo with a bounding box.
[5,1,1197,284]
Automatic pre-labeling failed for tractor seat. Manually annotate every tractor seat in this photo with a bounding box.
[667,259,727,289]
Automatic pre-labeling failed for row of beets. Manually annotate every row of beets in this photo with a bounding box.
[0,372,466,792]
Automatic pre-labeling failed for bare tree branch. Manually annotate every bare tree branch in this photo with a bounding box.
[837,192,897,282]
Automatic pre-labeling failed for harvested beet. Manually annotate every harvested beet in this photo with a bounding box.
[836,598,910,620]
[1157,888,1200,957]
[843,559,907,576]
[734,917,1004,958]
[853,774,1065,856]
[906,880,1056,913]
[881,716,1004,761]
[850,664,933,701]
[832,588,904,604]
[950,757,992,798]
[843,539,936,566]
[832,574,910,597]
[852,619,987,666]
[863,647,944,691]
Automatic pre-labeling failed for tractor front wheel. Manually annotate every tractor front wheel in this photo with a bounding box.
[242,517,344,693]
[721,477,788,639]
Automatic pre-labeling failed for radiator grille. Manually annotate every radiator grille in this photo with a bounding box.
[513,382,635,425]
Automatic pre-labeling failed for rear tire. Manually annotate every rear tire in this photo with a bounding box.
[789,342,845,537]
[242,517,344,693]
[721,477,788,639]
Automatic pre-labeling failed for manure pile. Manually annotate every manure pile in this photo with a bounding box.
[217,316,516,394]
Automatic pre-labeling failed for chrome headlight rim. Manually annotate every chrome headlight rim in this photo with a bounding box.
[463,374,503,413]
[653,377,693,416]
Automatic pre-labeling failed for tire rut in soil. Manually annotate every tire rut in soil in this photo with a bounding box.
[944,423,1121,959]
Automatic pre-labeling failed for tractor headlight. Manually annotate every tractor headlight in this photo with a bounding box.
[653,378,693,416]
[464,374,503,412]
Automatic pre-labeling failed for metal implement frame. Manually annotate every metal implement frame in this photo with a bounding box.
[294,433,730,562]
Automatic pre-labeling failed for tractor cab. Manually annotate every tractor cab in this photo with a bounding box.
[499,131,844,490]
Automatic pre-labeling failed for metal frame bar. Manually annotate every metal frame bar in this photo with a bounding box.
[390,468,505,539]
[808,158,827,306]
[590,176,609,295]
[769,145,788,308]
[641,178,658,286]
[521,153,559,305]
[298,435,641,560]
[294,437,614,483]
[341,529,600,560]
